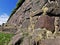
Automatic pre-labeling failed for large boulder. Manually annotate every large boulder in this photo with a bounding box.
[35,15,55,32]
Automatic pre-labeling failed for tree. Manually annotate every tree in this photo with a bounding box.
[7,0,25,22]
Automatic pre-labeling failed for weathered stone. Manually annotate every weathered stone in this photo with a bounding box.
[35,15,55,32]
[8,33,23,45]
[59,17,60,30]
[8,0,60,25]
[7,0,47,24]
[20,37,30,45]
[22,19,30,28]
[24,11,30,19]
[0,27,2,31]
[46,0,60,15]
[40,38,60,45]
[6,0,60,45]
[2,26,17,34]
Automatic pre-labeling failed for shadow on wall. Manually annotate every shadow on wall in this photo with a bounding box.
[15,37,24,45]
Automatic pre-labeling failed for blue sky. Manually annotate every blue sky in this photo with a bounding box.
[0,0,18,25]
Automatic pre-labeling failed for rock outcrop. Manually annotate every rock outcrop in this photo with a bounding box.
[7,0,60,30]
[35,15,55,32]
[6,0,60,45]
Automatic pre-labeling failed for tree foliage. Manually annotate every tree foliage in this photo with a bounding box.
[7,0,25,22]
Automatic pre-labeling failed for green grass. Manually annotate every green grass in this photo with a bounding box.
[0,32,14,45]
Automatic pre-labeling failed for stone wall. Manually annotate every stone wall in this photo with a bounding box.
[7,0,60,31]
[7,0,60,45]
[7,0,60,33]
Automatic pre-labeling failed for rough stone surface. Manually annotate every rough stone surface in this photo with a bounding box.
[8,33,23,45]
[40,38,60,45]
[59,18,60,30]
[0,24,17,34]
[46,0,60,15]
[7,0,60,28]
[6,0,60,45]
[22,19,30,28]
[35,15,55,32]
[7,0,47,25]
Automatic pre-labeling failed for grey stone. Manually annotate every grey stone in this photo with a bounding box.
[40,38,60,45]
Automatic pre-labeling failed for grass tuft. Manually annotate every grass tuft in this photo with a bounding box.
[0,32,14,45]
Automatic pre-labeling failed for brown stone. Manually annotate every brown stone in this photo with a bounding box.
[40,38,60,45]
[35,15,55,32]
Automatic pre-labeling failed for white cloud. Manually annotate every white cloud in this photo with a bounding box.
[0,13,9,25]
